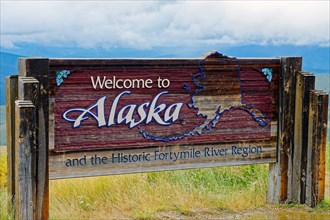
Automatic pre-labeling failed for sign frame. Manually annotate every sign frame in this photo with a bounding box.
[6,52,328,219]
[48,53,280,179]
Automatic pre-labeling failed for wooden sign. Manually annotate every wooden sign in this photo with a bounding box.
[6,51,328,219]
[47,52,279,179]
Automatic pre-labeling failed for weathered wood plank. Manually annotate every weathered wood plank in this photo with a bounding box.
[19,58,49,220]
[6,75,18,216]
[292,72,315,203]
[282,57,302,202]
[18,77,39,102]
[267,57,302,204]
[267,162,277,203]
[291,72,304,203]
[14,100,36,220]
[15,77,39,219]
[299,73,315,203]
[306,91,317,207]
[317,93,328,203]
[48,58,280,67]
[49,142,276,179]
[306,91,327,207]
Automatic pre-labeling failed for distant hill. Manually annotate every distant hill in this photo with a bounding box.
[0,45,329,104]
[315,73,330,93]
[1,43,329,72]
[225,45,330,74]
[0,52,22,105]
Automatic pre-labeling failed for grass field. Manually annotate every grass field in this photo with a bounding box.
[50,166,269,219]
[0,105,6,146]
[0,145,329,219]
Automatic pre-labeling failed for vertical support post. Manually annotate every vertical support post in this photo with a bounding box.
[306,91,328,207]
[318,93,328,203]
[18,77,40,102]
[14,100,37,220]
[292,72,315,203]
[306,91,319,207]
[19,58,49,219]
[267,57,302,204]
[299,73,316,204]
[267,162,278,203]
[6,75,18,217]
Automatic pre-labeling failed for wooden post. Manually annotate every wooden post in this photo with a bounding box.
[19,58,49,219]
[306,90,319,207]
[299,73,316,204]
[14,100,37,219]
[267,57,302,204]
[306,91,328,207]
[292,72,315,203]
[318,93,328,203]
[6,75,18,217]
[18,77,40,102]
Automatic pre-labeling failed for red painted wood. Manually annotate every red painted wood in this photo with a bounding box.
[50,56,279,152]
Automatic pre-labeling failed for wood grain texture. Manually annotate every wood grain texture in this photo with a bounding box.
[49,141,276,179]
[48,58,280,67]
[318,93,328,203]
[50,54,279,152]
[282,57,302,202]
[6,75,18,215]
[267,162,277,203]
[306,91,317,207]
[306,91,327,207]
[267,57,302,204]
[291,72,304,203]
[47,53,280,179]
[292,72,315,203]
[19,58,50,220]
[15,100,37,220]
[18,77,39,102]
[299,73,315,203]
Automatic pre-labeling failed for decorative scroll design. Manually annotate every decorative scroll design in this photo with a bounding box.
[56,70,71,86]
[262,68,272,82]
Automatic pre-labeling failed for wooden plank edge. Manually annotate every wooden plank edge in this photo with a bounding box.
[14,100,36,220]
[49,157,276,180]
[5,75,18,218]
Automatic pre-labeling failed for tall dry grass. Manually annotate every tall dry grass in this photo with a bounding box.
[0,152,10,220]
[49,164,268,219]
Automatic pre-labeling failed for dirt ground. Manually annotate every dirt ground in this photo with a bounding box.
[154,205,330,219]
[155,168,330,219]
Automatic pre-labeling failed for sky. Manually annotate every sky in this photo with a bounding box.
[1,0,329,51]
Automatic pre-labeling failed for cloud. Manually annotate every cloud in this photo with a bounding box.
[1,1,329,49]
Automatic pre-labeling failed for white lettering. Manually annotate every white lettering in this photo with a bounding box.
[117,104,136,126]
[146,91,168,125]
[91,76,106,89]
[63,96,107,128]
[90,76,154,90]
[63,91,182,129]
[165,103,183,122]
[108,91,130,125]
